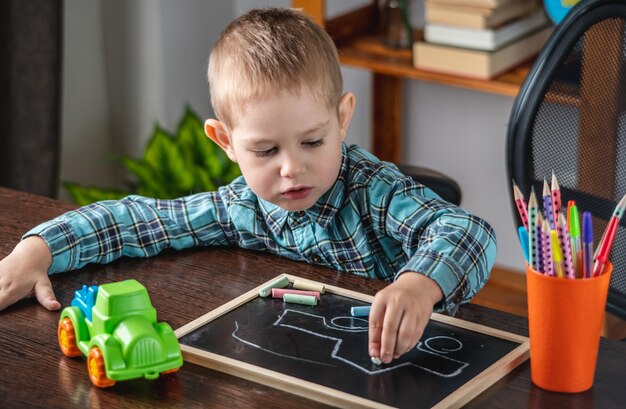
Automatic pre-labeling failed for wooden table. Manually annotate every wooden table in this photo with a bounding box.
[1,186,625,408]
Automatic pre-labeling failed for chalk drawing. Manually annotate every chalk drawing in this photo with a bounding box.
[231,309,468,377]
[232,322,335,367]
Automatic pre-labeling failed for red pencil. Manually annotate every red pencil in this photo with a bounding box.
[513,180,529,231]
[551,172,562,228]
[592,216,618,277]
[592,195,626,276]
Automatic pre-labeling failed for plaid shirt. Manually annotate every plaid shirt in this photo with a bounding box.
[27,144,496,314]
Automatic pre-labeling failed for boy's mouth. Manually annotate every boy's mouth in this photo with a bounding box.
[281,186,312,200]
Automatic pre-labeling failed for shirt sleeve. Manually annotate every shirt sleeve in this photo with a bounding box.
[373,177,497,315]
[23,191,237,274]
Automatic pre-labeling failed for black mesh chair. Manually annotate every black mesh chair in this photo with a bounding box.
[507,0,626,321]
[398,164,462,206]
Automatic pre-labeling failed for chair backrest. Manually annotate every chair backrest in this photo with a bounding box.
[507,0,626,320]
[397,164,462,206]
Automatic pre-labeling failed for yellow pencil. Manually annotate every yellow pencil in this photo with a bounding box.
[551,230,565,279]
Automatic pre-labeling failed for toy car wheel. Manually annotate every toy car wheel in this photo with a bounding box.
[58,318,81,357]
[161,366,180,375]
[87,347,116,388]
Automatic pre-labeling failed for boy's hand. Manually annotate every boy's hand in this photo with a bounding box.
[368,272,443,363]
[0,236,59,311]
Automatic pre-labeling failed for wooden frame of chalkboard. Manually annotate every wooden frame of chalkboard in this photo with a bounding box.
[175,274,530,409]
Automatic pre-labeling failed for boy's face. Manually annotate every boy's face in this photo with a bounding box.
[206,90,355,212]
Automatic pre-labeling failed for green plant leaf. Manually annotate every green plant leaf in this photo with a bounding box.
[193,165,218,192]
[142,128,195,197]
[175,107,239,187]
[121,157,163,198]
[63,182,128,207]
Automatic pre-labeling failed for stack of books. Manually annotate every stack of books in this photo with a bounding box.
[413,0,553,79]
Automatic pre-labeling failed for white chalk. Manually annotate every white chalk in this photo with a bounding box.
[371,356,382,365]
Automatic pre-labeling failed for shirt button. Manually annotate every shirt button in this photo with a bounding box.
[311,255,321,263]
[296,211,305,218]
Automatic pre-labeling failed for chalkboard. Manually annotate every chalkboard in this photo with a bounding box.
[175,275,529,409]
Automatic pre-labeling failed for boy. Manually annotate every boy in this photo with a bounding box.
[0,8,496,364]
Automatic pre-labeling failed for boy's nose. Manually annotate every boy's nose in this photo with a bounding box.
[280,154,305,178]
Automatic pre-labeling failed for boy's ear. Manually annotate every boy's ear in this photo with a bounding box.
[205,119,237,162]
[338,92,355,141]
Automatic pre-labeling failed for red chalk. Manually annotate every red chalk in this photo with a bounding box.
[271,288,321,300]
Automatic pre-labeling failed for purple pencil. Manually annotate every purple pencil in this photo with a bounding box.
[528,188,539,269]
[535,212,544,273]
[541,218,554,276]
[542,179,555,229]
[557,213,575,279]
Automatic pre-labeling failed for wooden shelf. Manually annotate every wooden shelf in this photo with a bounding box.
[337,34,533,97]
[294,0,538,161]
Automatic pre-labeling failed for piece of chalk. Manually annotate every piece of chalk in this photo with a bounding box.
[271,288,321,300]
[283,293,317,306]
[350,306,371,317]
[371,357,382,365]
[292,279,325,293]
[258,276,290,297]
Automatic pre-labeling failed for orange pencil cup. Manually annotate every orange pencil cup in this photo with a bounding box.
[526,262,612,393]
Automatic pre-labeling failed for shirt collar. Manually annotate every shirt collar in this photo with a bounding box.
[263,144,349,236]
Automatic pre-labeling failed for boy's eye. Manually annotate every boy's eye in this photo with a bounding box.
[254,147,277,158]
[304,139,324,148]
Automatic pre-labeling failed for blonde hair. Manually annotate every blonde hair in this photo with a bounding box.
[208,8,343,129]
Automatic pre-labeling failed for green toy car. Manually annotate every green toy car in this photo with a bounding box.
[57,279,183,387]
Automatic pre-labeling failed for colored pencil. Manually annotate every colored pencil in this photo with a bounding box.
[512,180,529,230]
[518,226,530,263]
[557,213,575,279]
[535,212,544,272]
[592,216,618,277]
[592,194,625,277]
[551,171,562,227]
[551,230,565,279]
[528,188,539,269]
[594,193,626,260]
[541,218,554,276]
[568,202,582,278]
[543,179,555,229]
[582,211,594,279]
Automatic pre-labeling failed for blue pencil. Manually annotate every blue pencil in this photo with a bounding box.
[582,212,594,278]
[518,226,530,263]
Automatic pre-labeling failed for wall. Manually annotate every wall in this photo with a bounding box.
[60,0,523,271]
[61,0,114,195]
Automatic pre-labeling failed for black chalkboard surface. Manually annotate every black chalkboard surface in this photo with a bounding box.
[176,275,529,409]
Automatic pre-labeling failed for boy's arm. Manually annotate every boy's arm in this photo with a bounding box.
[0,236,60,311]
[24,191,236,274]
[374,179,497,315]
[368,179,496,362]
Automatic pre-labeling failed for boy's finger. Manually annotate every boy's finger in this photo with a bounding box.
[34,278,60,311]
[393,312,416,358]
[368,302,386,358]
[396,310,424,355]
[380,307,402,363]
